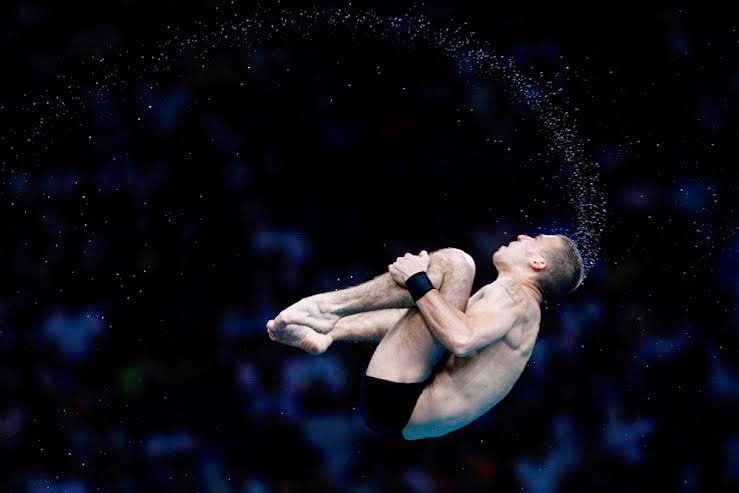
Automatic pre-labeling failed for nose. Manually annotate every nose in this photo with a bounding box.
[517,234,533,242]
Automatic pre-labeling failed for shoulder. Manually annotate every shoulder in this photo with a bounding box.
[499,278,525,305]
[478,279,537,324]
[484,279,526,311]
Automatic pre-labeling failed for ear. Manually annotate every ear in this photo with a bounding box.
[529,255,547,272]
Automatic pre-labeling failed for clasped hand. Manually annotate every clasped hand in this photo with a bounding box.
[388,250,429,287]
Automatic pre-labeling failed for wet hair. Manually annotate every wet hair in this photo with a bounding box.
[536,235,585,298]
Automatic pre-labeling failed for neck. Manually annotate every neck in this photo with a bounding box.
[495,271,543,305]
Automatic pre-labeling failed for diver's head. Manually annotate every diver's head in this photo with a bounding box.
[492,234,584,298]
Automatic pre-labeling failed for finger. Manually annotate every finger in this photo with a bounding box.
[420,250,428,256]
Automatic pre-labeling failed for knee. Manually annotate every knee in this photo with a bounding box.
[432,248,476,279]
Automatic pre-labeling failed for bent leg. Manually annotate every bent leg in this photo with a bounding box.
[328,308,409,343]
[266,308,409,355]
[359,249,475,437]
[269,260,444,335]
[266,248,470,353]
[365,248,475,383]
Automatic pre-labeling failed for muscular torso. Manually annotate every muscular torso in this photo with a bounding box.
[404,278,541,439]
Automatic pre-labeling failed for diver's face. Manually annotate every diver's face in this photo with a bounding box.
[493,234,560,269]
[493,234,535,264]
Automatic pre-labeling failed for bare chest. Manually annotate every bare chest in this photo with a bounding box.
[453,281,541,380]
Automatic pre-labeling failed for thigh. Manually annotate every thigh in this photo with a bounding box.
[364,262,475,383]
[365,307,448,383]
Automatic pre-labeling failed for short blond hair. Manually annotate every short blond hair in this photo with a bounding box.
[536,235,585,298]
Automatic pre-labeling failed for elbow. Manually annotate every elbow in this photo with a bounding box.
[452,347,474,358]
[450,337,475,358]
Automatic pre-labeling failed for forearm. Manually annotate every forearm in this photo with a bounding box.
[415,289,474,356]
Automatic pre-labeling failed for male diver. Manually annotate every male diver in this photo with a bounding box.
[266,234,584,440]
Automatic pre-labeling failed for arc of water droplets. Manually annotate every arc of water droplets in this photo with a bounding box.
[22,6,606,275]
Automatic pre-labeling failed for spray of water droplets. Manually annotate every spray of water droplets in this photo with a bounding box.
[14,6,605,275]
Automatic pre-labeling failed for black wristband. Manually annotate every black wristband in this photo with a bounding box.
[406,272,435,302]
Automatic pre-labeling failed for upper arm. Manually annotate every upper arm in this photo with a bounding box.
[457,306,518,356]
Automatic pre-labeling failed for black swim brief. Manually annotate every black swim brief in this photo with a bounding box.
[359,373,427,439]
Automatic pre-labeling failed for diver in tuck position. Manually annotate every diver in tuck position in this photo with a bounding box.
[266,234,584,440]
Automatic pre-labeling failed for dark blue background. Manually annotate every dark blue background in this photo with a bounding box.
[0,2,737,492]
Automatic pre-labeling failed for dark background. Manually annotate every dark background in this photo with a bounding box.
[1,1,737,492]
